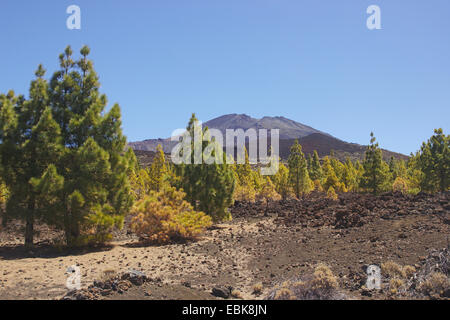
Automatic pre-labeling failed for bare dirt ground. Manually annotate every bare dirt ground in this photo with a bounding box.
[0,192,448,300]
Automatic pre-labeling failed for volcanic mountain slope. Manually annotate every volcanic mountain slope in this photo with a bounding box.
[279,133,409,162]
[129,114,408,162]
[128,114,324,152]
[203,114,327,140]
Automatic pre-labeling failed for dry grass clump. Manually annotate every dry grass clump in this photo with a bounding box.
[266,264,345,300]
[274,288,295,300]
[389,278,404,295]
[381,261,416,278]
[402,265,416,278]
[381,261,406,278]
[252,283,263,295]
[311,263,339,290]
[418,272,449,297]
[231,290,243,299]
[381,261,417,296]
[382,248,449,299]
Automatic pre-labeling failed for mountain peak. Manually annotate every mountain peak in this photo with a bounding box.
[203,114,323,139]
[128,113,408,161]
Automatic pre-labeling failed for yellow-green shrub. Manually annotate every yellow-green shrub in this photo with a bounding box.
[233,183,256,202]
[327,186,338,201]
[256,177,281,206]
[393,176,408,194]
[130,186,212,244]
[313,179,323,192]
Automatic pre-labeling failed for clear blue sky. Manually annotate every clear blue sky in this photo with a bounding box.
[0,1,449,155]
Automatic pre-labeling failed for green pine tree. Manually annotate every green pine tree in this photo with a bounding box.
[388,156,407,182]
[309,150,324,182]
[322,156,341,192]
[361,132,391,194]
[177,114,235,222]
[406,152,424,194]
[272,162,291,200]
[0,66,63,245]
[47,46,134,245]
[342,158,358,192]
[288,140,311,198]
[0,91,19,228]
[418,129,449,192]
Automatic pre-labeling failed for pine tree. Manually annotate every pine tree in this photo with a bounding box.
[47,46,134,245]
[389,157,407,181]
[124,147,140,176]
[129,144,176,200]
[418,129,449,192]
[354,160,365,192]
[0,67,64,245]
[177,114,235,222]
[361,132,391,194]
[309,150,323,182]
[232,153,257,203]
[0,179,8,228]
[327,186,338,201]
[307,153,313,172]
[129,168,153,201]
[288,140,311,198]
[233,181,257,202]
[257,176,281,215]
[236,147,253,186]
[148,145,170,191]
[406,152,424,194]
[388,157,395,176]
[322,156,341,192]
[0,91,19,228]
[272,163,291,200]
[330,153,345,181]
[233,147,258,201]
[342,158,358,192]
[251,169,265,195]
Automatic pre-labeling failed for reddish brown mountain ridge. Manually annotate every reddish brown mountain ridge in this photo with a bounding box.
[129,114,409,162]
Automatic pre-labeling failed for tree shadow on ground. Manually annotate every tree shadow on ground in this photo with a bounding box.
[121,237,194,249]
[0,242,114,260]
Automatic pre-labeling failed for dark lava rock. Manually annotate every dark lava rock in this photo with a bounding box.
[122,269,147,286]
[211,286,231,299]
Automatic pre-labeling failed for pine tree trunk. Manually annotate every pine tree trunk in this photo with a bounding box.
[440,170,445,192]
[1,210,7,228]
[25,201,34,246]
[65,219,80,246]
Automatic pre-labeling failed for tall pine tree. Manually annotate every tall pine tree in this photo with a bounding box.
[288,140,311,198]
[47,46,134,245]
[176,114,235,222]
[0,67,63,245]
[418,129,449,192]
[309,150,323,182]
[361,132,391,194]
